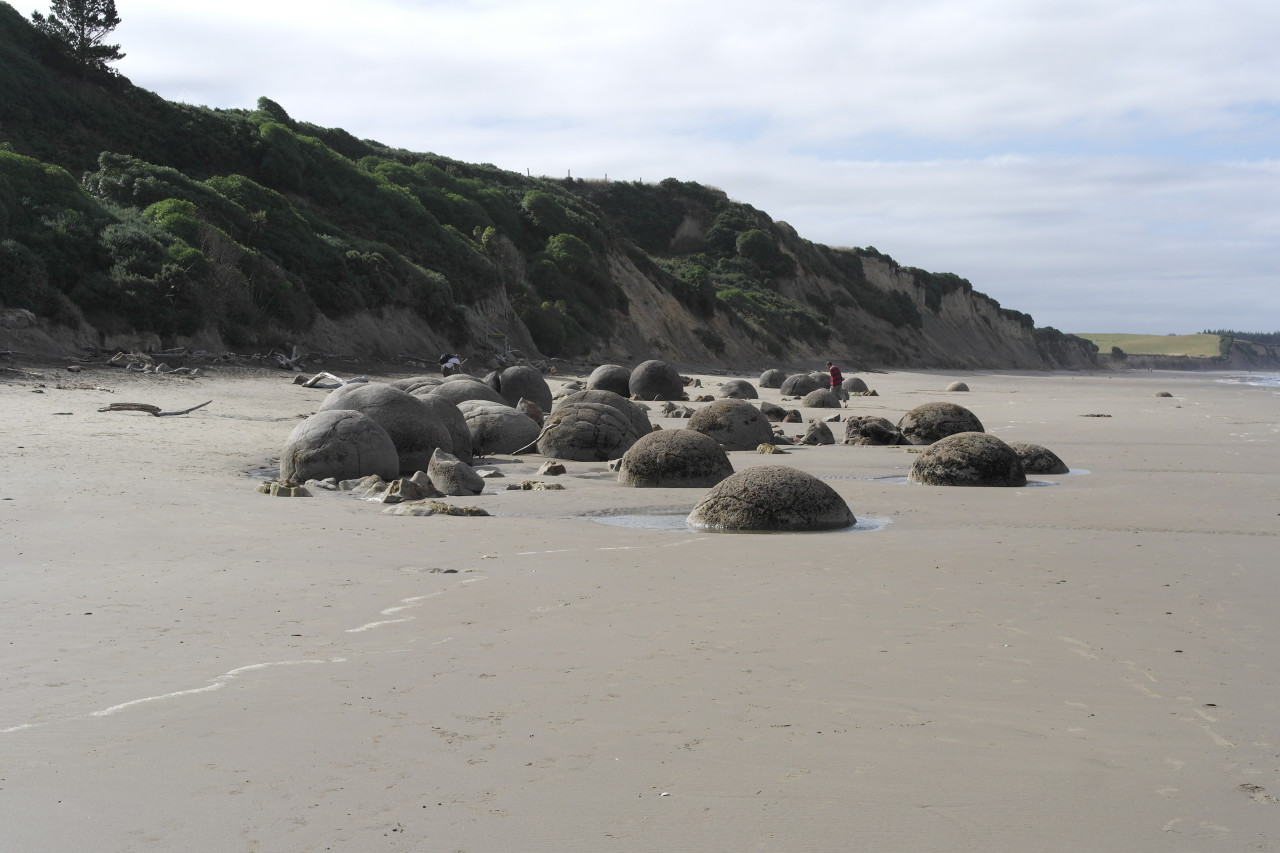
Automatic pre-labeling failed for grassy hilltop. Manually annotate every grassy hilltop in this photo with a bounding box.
[0,3,1096,368]
[1074,334,1223,358]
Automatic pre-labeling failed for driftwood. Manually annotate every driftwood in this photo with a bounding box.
[292,371,369,389]
[97,400,213,417]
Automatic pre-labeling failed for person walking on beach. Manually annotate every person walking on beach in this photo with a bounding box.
[827,361,849,405]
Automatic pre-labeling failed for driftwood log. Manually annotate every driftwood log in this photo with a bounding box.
[97,400,213,417]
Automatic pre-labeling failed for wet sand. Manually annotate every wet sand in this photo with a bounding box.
[2,365,1278,851]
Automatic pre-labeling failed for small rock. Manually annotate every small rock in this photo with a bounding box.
[757,443,786,454]
[538,461,567,476]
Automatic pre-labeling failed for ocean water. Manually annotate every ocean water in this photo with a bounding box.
[1219,373,1280,389]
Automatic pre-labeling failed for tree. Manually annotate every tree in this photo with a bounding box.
[32,0,124,72]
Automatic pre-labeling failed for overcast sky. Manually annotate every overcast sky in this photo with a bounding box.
[103,0,1280,334]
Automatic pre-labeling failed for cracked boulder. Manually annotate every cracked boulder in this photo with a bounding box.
[427,448,486,496]
[843,416,903,446]
[458,401,542,456]
[536,401,645,461]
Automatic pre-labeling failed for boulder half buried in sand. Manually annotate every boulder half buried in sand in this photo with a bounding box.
[279,409,400,484]
[800,389,841,408]
[629,359,684,401]
[780,373,821,397]
[618,429,733,488]
[758,368,787,388]
[1007,441,1070,474]
[897,401,985,445]
[908,432,1027,487]
[687,465,855,532]
[843,415,903,445]
[536,401,644,461]
[459,401,541,456]
[717,379,758,399]
[687,399,775,450]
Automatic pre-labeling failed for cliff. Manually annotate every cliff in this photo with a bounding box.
[0,3,1099,371]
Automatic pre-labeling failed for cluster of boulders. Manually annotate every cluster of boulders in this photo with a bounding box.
[270,357,1076,530]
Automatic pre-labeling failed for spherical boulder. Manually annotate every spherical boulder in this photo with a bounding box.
[717,379,759,400]
[537,401,644,461]
[1007,441,1069,475]
[946,381,970,392]
[586,364,631,397]
[843,416,902,446]
[459,401,542,456]
[617,429,733,488]
[555,389,651,437]
[317,383,452,474]
[780,373,821,397]
[629,359,684,401]
[687,399,775,450]
[389,375,443,394]
[279,410,399,484]
[487,365,552,413]
[897,401,985,445]
[759,369,787,389]
[687,465,855,532]
[427,377,507,407]
[842,376,869,393]
[800,389,842,408]
[908,432,1027,487]
[414,393,474,465]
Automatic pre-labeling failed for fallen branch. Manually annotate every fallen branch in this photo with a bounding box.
[97,400,213,417]
[293,371,369,389]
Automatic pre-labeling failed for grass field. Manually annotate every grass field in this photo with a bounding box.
[1073,333,1223,357]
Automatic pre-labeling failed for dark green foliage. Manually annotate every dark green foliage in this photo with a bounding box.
[909,269,972,312]
[692,327,725,354]
[1203,329,1280,345]
[31,0,122,72]
[1110,345,1127,361]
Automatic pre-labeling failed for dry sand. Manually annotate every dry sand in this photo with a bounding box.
[2,363,1277,852]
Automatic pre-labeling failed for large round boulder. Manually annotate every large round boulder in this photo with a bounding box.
[426,377,507,407]
[780,373,821,397]
[1008,441,1069,474]
[842,376,869,393]
[414,393,474,465]
[946,381,970,392]
[317,383,452,474]
[717,379,758,400]
[618,430,733,488]
[279,410,399,484]
[800,389,842,408]
[389,375,443,394]
[536,402,644,461]
[554,389,651,437]
[486,365,552,413]
[687,466,855,532]
[629,359,684,401]
[759,369,787,389]
[897,402,985,445]
[843,416,903,446]
[459,401,542,456]
[908,432,1027,487]
[688,399,775,450]
[586,364,631,397]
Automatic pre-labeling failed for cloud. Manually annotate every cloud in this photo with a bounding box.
[106,0,1280,333]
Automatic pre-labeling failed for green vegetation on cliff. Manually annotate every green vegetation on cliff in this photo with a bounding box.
[0,2,1094,367]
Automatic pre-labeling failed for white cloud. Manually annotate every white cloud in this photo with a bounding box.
[104,0,1280,333]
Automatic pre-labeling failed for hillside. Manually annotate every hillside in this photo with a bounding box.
[0,3,1099,371]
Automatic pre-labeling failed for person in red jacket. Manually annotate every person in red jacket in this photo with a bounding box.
[826,361,849,405]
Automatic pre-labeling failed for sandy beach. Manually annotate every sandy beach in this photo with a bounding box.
[2,363,1277,852]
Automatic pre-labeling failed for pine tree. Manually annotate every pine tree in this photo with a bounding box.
[32,0,125,72]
